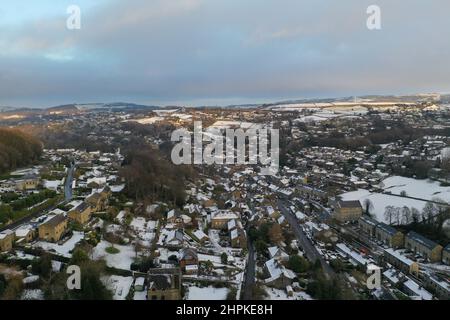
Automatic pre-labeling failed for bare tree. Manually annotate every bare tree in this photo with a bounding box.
[441,156,450,183]
[363,199,374,215]
[401,206,411,225]
[422,202,437,223]
[384,206,395,225]
[411,207,420,223]
[393,207,401,225]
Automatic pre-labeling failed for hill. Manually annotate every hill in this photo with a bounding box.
[0,128,43,174]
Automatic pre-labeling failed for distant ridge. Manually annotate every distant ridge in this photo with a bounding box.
[0,93,447,113]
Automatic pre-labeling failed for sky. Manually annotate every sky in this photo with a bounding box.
[0,0,449,108]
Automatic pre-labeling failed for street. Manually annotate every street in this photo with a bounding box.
[277,199,336,279]
[242,191,256,299]
[64,163,75,201]
[242,241,256,300]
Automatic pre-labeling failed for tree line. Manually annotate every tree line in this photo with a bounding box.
[119,139,195,207]
[0,128,42,174]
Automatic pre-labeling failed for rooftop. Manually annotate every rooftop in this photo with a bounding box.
[338,200,362,209]
[377,223,399,236]
[41,214,67,228]
[406,231,440,250]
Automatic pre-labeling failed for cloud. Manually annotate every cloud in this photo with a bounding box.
[1,0,450,107]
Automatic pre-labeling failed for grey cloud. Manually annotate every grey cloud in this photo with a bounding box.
[1,0,450,107]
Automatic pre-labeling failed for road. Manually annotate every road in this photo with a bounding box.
[242,191,256,300]
[64,163,75,201]
[0,164,75,232]
[277,199,336,279]
[242,240,256,300]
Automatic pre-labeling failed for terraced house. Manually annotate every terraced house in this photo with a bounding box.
[38,215,68,242]
[359,215,378,237]
[0,230,14,252]
[375,223,404,249]
[333,200,362,223]
[86,189,110,212]
[15,177,40,191]
[405,231,443,263]
[68,201,92,225]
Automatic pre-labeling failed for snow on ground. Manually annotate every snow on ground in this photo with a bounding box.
[92,240,136,270]
[52,260,62,272]
[21,289,44,300]
[264,287,313,300]
[381,176,450,202]
[134,290,147,300]
[33,232,84,258]
[101,275,133,300]
[23,275,39,284]
[295,115,330,123]
[129,116,164,124]
[130,217,147,232]
[208,229,222,252]
[130,217,156,246]
[198,254,226,268]
[106,224,123,233]
[210,121,263,130]
[157,248,180,263]
[339,189,428,224]
[115,211,126,223]
[11,251,35,260]
[186,286,229,300]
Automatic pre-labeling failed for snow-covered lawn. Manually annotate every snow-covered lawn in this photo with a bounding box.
[130,217,156,246]
[21,289,44,300]
[340,176,450,224]
[381,176,450,202]
[339,189,428,224]
[264,287,313,300]
[92,240,136,270]
[33,232,84,258]
[101,275,133,300]
[186,286,229,300]
[198,254,228,268]
[133,290,147,300]
[11,251,35,260]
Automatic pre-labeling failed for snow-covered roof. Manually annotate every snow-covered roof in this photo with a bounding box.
[404,278,433,300]
[135,277,145,287]
[265,258,296,280]
[382,268,403,284]
[193,230,208,240]
[336,243,370,266]
[15,226,33,238]
[384,248,415,267]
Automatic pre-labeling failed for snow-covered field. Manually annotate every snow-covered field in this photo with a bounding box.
[21,289,44,300]
[101,275,133,300]
[92,240,136,270]
[381,176,450,202]
[210,121,263,130]
[128,116,164,124]
[186,286,229,300]
[33,232,84,258]
[264,287,313,300]
[340,176,450,224]
[339,189,428,224]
